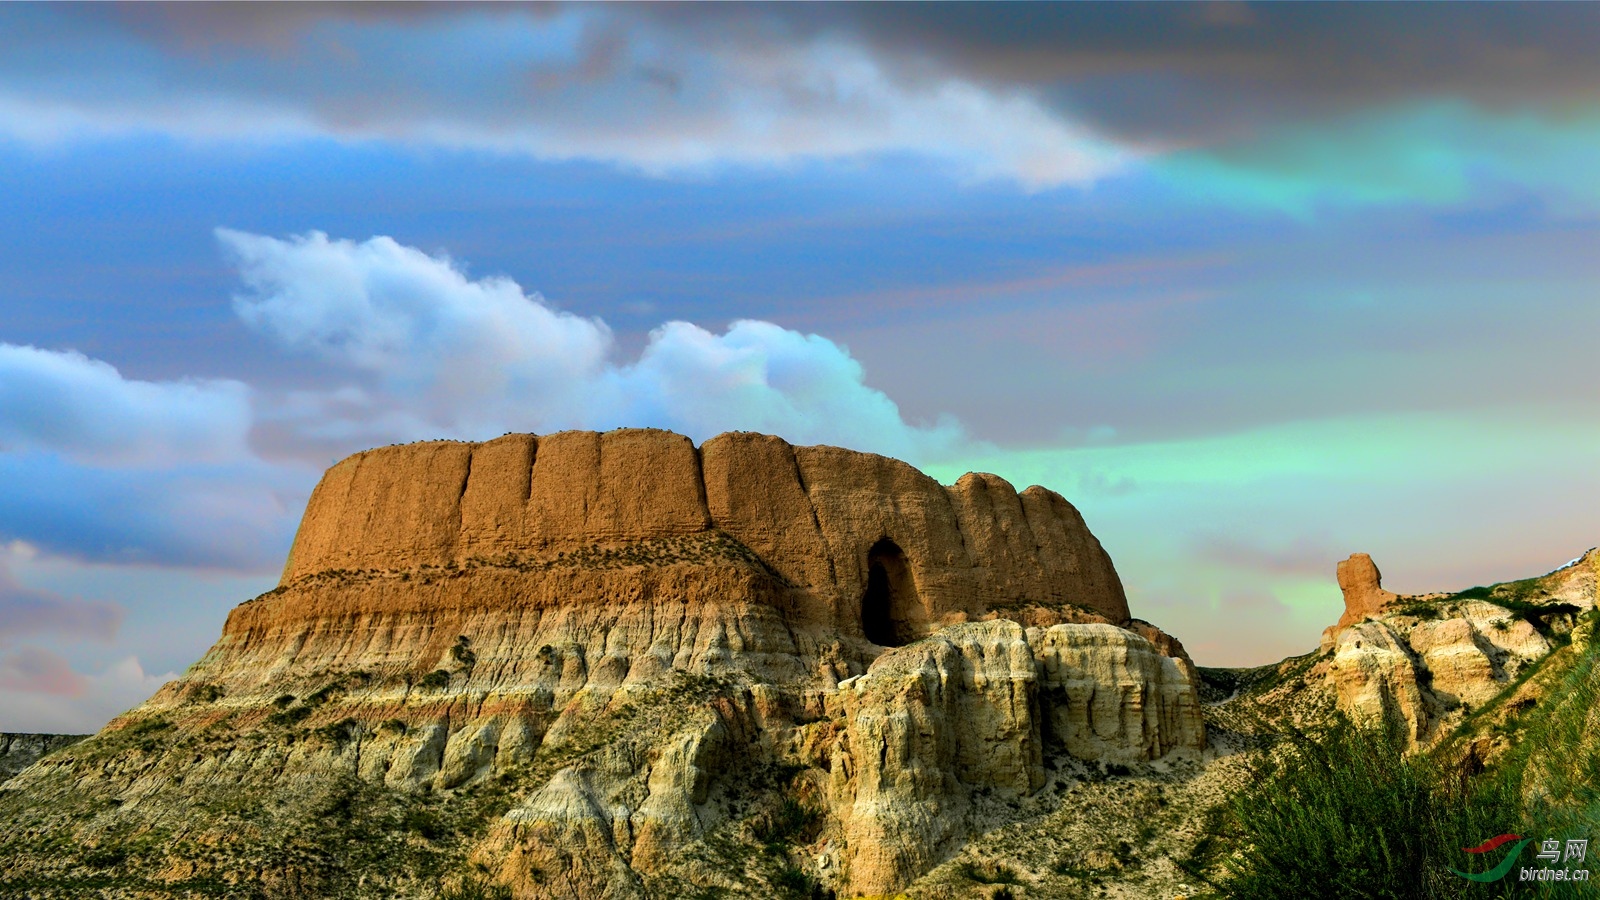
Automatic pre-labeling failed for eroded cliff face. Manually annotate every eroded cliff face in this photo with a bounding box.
[831,621,1202,897]
[0,430,1200,900]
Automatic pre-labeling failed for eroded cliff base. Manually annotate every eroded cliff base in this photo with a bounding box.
[0,615,1208,900]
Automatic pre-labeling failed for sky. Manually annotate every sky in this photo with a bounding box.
[1,2,1597,733]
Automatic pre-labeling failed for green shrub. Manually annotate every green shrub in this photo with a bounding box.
[1223,714,1512,900]
[772,864,818,898]
[753,797,822,849]
[451,636,477,668]
[316,718,358,744]
[190,683,226,703]
[124,716,172,736]
[403,807,449,841]
[268,705,312,727]
[304,683,342,707]
[1503,578,1543,603]
[1490,623,1600,844]
[83,845,129,868]
[418,669,452,690]
[1488,598,1580,629]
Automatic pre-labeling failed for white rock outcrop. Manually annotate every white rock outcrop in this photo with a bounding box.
[830,620,1203,896]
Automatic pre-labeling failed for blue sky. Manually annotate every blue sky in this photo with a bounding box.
[2,3,1597,732]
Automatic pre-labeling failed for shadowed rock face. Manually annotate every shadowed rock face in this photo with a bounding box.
[0,429,1199,900]
[283,429,1131,635]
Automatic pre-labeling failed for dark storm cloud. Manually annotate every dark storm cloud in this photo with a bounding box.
[502,3,1600,145]
[778,2,1600,143]
[0,3,1110,184]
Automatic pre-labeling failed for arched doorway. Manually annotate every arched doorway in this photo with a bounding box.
[861,538,919,646]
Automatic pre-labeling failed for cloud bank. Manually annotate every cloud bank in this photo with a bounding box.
[0,5,1126,188]
[0,343,250,466]
[0,343,300,570]
[3,4,1598,200]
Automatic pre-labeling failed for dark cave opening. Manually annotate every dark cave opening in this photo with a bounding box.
[861,538,918,647]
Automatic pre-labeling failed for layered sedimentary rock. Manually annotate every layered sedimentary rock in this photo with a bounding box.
[0,429,1199,900]
[1542,547,1600,610]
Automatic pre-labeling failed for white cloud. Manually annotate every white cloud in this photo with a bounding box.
[223,229,969,463]
[0,226,969,574]
[0,344,303,569]
[222,229,612,427]
[0,344,251,466]
[497,37,1129,188]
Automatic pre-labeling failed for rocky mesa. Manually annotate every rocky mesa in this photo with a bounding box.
[0,429,1203,900]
